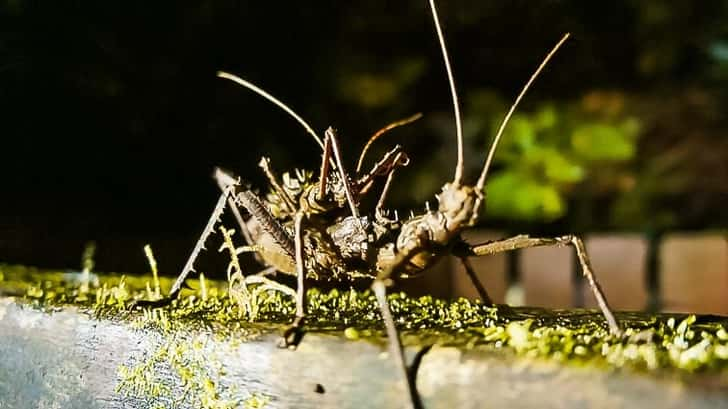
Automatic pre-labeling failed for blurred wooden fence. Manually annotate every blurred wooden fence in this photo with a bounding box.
[399,231,728,315]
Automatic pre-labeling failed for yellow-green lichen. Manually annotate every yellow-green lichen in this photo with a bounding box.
[3,262,728,398]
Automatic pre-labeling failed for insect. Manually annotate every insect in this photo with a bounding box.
[137,1,623,407]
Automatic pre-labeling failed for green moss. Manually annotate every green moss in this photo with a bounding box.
[3,262,728,402]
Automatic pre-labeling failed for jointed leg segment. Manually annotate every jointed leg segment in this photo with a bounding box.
[466,234,621,336]
[280,211,307,348]
[372,279,421,409]
[457,256,494,306]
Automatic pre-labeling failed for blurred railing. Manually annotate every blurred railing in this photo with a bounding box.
[400,231,728,315]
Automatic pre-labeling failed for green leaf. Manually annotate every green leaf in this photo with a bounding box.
[485,172,566,221]
[571,124,636,161]
[541,148,585,183]
[502,114,535,152]
[534,104,557,130]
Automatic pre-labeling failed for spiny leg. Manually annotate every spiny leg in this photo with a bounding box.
[214,167,256,251]
[235,189,296,258]
[376,165,397,216]
[134,184,235,308]
[356,145,409,194]
[279,211,307,349]
[467,234,622,336]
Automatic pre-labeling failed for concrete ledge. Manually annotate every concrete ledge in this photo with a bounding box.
[2,298,728,409]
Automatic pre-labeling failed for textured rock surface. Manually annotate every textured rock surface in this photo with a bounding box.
[2,297,728,409]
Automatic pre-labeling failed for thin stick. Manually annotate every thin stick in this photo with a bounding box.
[217,71,324,149]
[429,0,464,186]
[475,33,570,191]
[355,113,422,174]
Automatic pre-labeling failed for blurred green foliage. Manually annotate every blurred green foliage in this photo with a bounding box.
[467,92,641,222]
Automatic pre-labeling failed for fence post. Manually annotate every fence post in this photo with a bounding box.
[581,234,648,311]
[660,233,728,314]
[521,243,573,308]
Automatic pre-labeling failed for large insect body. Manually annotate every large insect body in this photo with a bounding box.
[225,155,401,282]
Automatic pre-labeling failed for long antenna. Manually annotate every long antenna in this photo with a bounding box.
[217,71,324,149]
[429,0,464,186]
[475,33,570,191]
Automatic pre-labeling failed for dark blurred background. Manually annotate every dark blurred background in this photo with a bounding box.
[1,1,726,277]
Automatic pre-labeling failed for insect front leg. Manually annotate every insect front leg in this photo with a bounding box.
[213,168,263,267]
[373,234,430,409]
[462,234,622,336]
[132,183,235,307]
[371,279,422,409]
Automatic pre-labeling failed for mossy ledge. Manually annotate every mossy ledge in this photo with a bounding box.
[1,263,728,408]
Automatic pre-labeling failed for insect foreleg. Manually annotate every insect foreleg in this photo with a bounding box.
[280,211,307,349]
[371,236,430,409]
[133,184,235,308]
[214,168,256,249]
[464,234,622,336]
[372,279,421,409]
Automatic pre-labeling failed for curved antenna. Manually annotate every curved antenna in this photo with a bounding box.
[217,71,324,149]
[429,0,464,186]
[355,112,423,174]
[475,33,570,191]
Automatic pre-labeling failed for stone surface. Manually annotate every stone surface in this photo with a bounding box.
[3,297,727,409]
[660,233,728,314]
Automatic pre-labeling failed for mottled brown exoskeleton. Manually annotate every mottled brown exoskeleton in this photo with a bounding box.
[138,1,623,408]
